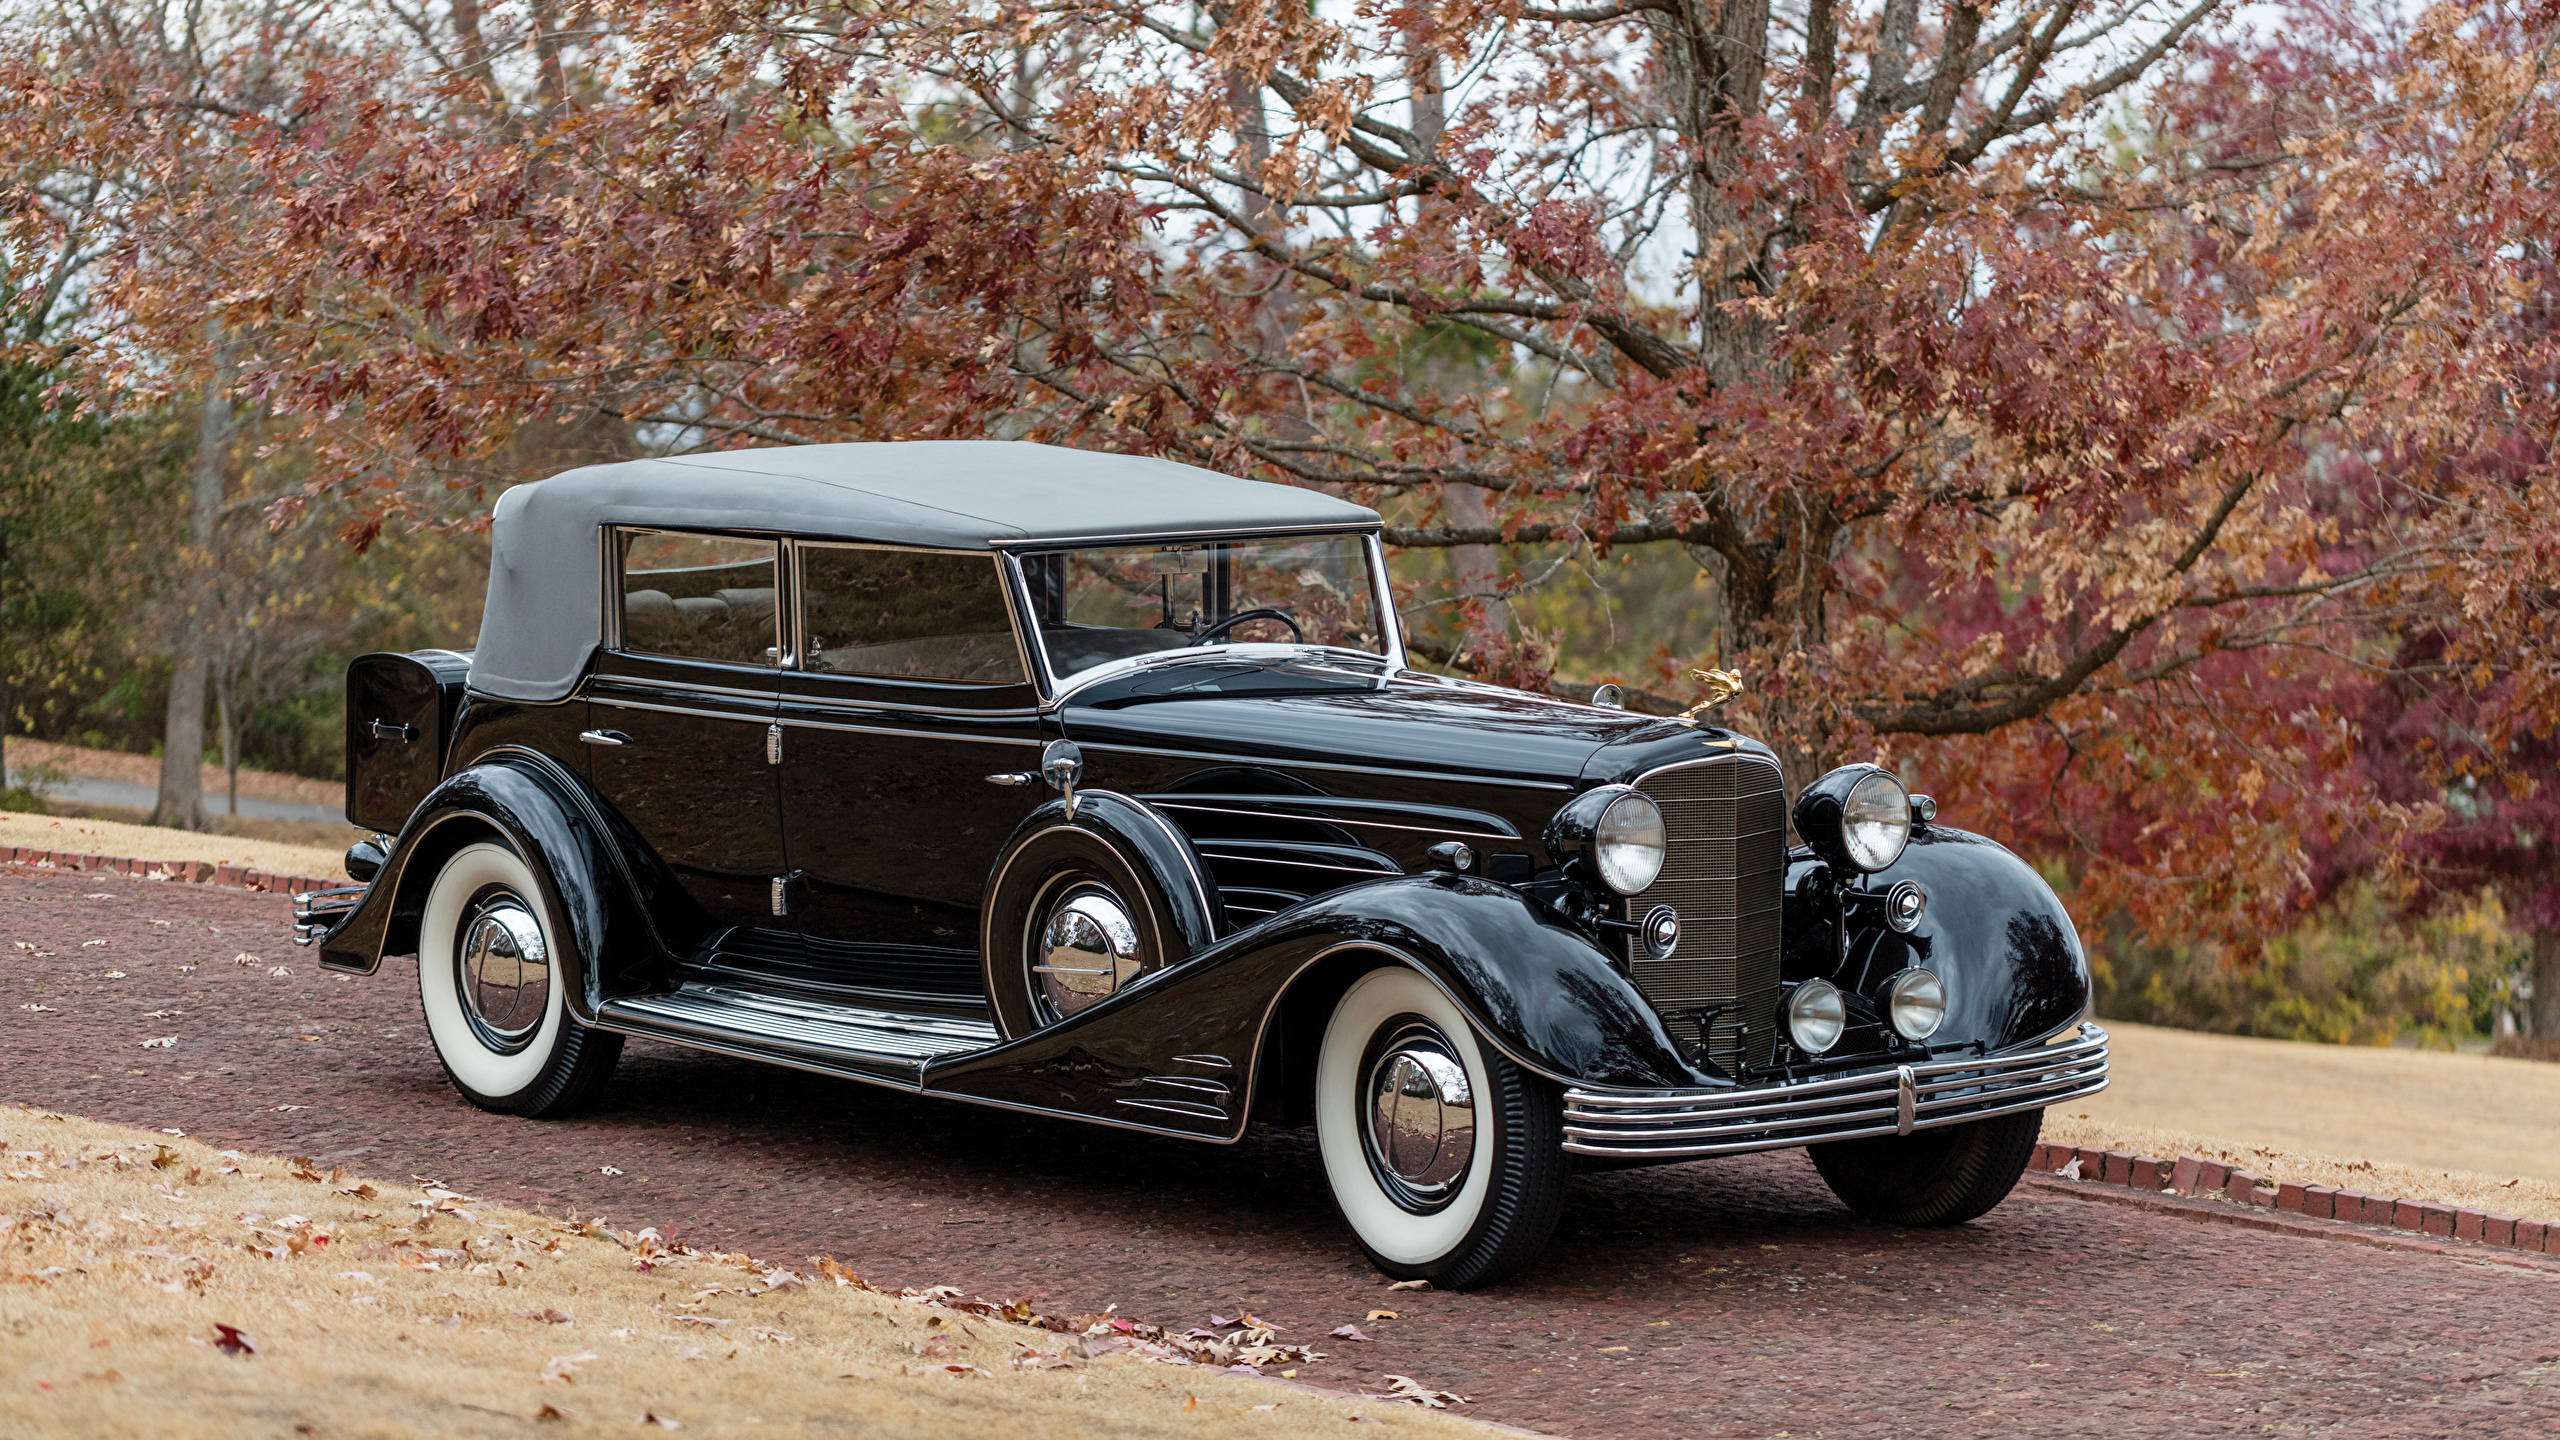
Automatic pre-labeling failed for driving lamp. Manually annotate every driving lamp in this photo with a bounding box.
[1786,978,1847,1054]
[1885,967,1947,1041]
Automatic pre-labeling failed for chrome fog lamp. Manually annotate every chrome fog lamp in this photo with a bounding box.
[1792,764,1913,875]
[1545,785,1668,897]
[1885,967,1946,1041]
[1785,978,1847,1055]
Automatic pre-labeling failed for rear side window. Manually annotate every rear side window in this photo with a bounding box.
[617,530,778,666]
[799,546,1024,684]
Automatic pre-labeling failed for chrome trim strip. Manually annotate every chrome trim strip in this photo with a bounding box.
[1116,1097,1230,1121]
[1554,1024,2111,1159]
[1140,1075,1233,1096]
[1078,740,1575,792]
[604,989,996,1064]
[590,1011,927,1093]
[779,690,1042,719]
[777,716,1043,746]
[1145,799,1516,841]
[1194,849,1399,878]
[1365,533,1409,670]
[603,673,789,703]
[590,697,779,724]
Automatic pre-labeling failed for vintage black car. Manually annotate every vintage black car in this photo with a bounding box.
[300,442,2108,1288]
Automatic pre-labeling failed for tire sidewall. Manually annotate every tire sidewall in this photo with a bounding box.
[419,841,569,1111]
[1315,966,1501,1274]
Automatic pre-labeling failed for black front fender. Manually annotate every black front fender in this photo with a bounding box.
[316,750,668,1021]
[923,875,1705,1141]
[1850,825,2090,1051]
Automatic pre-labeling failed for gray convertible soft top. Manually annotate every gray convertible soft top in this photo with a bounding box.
[469,442,1379,703]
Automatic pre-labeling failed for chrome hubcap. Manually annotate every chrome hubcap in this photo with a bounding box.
[1361,1023,1476,1212]
[1032,883,1141,1021]
[456,894,549,1052]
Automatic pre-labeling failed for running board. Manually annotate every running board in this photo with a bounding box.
[596,984,1000,1086]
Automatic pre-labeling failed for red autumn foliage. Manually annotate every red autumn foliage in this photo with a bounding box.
[1,0,2554,973]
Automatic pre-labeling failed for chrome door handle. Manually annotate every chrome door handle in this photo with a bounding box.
[579,729,632,747]
[984,771,1038,786]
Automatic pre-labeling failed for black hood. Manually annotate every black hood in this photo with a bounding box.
[1061,650,1774,795]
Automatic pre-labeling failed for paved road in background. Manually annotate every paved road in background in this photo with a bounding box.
[8,865,2558,1437]
[5,770,344,824]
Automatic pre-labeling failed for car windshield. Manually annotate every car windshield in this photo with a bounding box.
[1017,534,1388,681]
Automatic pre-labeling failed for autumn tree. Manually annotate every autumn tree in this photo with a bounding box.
[9,0,2557,947]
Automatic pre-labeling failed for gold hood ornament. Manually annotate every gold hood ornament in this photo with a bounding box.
[1679,667,1745,721]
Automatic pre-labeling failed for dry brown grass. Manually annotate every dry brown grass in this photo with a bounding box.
[0,813,350,882]
[2045,1020,2560,1223]
[0,1108,1502,1439]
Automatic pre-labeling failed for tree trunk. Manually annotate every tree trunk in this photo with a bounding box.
[216,664,238,817]
[2531,928,2560,1040]
[152,342,233,831]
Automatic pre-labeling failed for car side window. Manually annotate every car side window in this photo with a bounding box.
[617,530,779,666]
[798,545,1025,684]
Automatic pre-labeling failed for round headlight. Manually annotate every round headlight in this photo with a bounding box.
[1885,967,1946,1041]
[1841,771,1912,872]
[1592,791,1666,895]
[1786,978,1846,1055]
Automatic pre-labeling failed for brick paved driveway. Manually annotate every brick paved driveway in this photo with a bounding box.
[8,866,2559,1437]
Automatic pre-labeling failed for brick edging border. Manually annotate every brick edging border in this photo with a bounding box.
[2029,1141,2560,1260]
[2,845,340,896]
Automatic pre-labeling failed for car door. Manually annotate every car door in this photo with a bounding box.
[585,528,788,951]
[775,541,1051,1004]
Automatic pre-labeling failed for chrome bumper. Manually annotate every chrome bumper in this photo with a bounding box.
[291,886,368,946]
[1561,1022,2109,1159]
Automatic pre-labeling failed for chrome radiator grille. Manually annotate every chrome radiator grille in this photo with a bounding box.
[1621,756,1788,1072]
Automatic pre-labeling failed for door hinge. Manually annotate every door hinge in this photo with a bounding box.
[766,722,784,765]
[771,872,802,918]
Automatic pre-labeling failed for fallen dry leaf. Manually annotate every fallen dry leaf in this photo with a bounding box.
[1366,1310,1398,1321]
[1384,1279,1430,1291]
[212,1324,255,1357]
[1379,1375,1466,1408]
[1330,1326,1373,1342]
[540,1352,595,1384]
[138,1037,176,1049]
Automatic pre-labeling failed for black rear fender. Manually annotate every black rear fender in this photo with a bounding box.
[317,750,669,1020]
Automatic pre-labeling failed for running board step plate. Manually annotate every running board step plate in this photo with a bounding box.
[598,985,1000,1084]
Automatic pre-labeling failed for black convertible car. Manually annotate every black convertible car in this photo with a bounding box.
[301,441,2107,1288]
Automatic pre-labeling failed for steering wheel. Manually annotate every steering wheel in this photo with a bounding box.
[1192,608,1304,646]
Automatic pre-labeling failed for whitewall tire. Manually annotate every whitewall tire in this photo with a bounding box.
[1314,965,1566,1289]
[418,841,622,1117]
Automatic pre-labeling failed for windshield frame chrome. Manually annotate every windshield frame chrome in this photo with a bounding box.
[998,528,1404,706]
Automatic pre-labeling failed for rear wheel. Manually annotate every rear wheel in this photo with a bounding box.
[1809,1107,2043,1226]
[1314,966,1566,1289]
[417,841,622,1118]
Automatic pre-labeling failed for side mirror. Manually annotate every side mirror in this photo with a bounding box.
[1042,739,1085,813]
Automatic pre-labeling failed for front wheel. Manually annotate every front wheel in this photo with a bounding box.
[1314,966,1566,1289]
[1809,1107,2043,1226]
[417,840,622,1117]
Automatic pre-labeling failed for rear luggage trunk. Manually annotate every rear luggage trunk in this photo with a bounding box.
[344,650,472,832]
